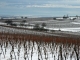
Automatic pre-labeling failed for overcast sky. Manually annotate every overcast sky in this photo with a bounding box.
[0,0,80,17]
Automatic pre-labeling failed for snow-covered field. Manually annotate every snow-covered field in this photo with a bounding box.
[1,19,80,32]
[27,19,80,32]
[0,26,62,36]
[0,40,79,60]
[46,27,80,32]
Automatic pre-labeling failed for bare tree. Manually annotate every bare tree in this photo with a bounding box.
[41,23,46,29]
[5,20,13,25]
[33,24,40,30]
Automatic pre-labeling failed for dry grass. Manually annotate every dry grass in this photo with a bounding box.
[0,32,80,45]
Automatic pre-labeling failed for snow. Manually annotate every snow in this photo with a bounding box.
[71,22,80,24]
[17,26,33,29]
[0,40,79,60]
[45,27,80,32]
[0,22,7,25]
